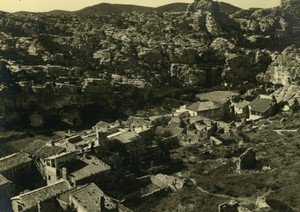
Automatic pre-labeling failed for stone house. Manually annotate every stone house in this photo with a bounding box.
[45,151,77,185]
[248,95,277,120]
[176,101,223,119]
[185,117,218,143]
[11,180,71,212]
[0,174,14,212]
[45,152,110,186]
[233,100,250,119]
[22,140,66,179]
[0,174,14,197]
[107,131,141,150]
[0,153,32,183]
[58,183,132,212]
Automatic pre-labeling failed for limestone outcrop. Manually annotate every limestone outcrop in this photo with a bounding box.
[257,46,300,85]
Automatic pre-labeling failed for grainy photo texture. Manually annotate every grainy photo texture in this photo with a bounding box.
[0,0,299,211]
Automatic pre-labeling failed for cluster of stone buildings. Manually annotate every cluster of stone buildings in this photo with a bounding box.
[1,88,297,211]
[168,89,298,146]
[0,114,159,211]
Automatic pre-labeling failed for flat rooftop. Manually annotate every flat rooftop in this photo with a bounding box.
[69,155,110,182]
[108,131,140,144]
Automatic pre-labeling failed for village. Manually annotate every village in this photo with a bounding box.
[0,0,300,210]
[1,84,299,212]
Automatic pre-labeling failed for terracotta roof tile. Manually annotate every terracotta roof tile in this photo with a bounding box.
[22,140,65,159]
[70,183,116,212]
[0,153,32,173]
[249,98,274,113]
[11,180,71,211]
[187,101,221,112]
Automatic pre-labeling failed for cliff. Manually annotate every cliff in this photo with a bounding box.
[0,0,299,129]
[257,46,300,85]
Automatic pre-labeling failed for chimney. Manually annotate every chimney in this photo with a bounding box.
[99,196,106,211]
[62,167,68,180]
[96,131,107,146]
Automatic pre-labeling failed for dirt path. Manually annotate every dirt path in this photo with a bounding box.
[274,129,298,135]
[188,177,256,206]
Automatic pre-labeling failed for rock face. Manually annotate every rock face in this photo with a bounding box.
[281,0,300,9]
[218,200,239,212]
[0,1,299,129]
[237,148,257,172]
[186,0,223,34]
[223,49,272,84]
[170,64,207,86]
[258,46,300,85]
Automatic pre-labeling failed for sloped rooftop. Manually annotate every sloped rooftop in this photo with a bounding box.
[187,101,221,112]
[249,97,274,113]
[235,100,250,109]
[0,152,32,173]
[22,140,65,159]
[0,174,11,186]
[11,180,71,211]
[70,183,116,211]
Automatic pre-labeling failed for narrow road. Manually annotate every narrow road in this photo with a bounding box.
[188,177,256,206]
[274,129,298,135]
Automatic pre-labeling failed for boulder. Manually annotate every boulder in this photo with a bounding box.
[255,196,270,211]
[237,148,257,172]
[93,49,112,65]
[186,0,223,35]
[223,49,271,84]
[170,63,207,86]
[218,200,239,212]
[258,46,300,85]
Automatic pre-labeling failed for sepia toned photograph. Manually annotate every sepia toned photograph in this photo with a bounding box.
[0,0,299,211]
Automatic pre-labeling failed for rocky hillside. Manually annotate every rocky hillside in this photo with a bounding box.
[0,0,299,129]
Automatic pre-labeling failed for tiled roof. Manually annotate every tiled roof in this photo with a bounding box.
[11,180,71,210]
[235,100,250,109]
[0,143,18,158]
[0,174,11,186]
[46,151,77,161]
[187,101,221,112]
[22,140,65,159]
[70,183,116,212]
[249,97,274,113]
[69,155,110,182]
[0,153,32,173]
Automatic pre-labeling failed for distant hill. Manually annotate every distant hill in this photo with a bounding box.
[14,2,241,16]
[155,3,189,12]
[218,2,242,15]
[73,3,152,16]
[45,10,72,16]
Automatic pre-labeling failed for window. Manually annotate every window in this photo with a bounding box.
[48,175,51,180]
